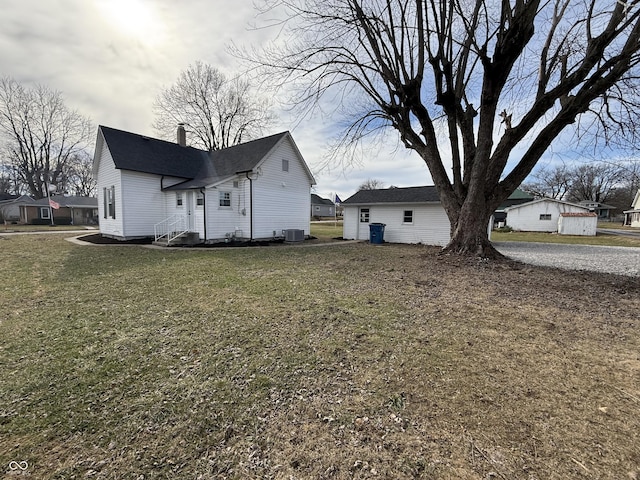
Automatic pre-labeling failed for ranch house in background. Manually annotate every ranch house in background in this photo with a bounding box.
[310,194,336,218]
[92,125,316,243]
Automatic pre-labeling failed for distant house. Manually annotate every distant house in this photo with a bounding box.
[19,196,98,225]
[342,186,450,246]
[93,125,316,243]
[505,198,593,232]
[492,189,535,227]
[578,200,616,219]
[311,194,335,218]
[623,189,640,227]
[0,195,32,223]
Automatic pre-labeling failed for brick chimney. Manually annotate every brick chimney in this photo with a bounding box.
[177,123,186,147]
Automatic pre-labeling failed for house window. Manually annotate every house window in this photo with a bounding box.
[539,214,552,220]
[104,186,116,219]
[360,208,370,223]
[219,191,231,207]
[196,192,204,206]
[176,192,183,207]
[40,207,50,219]
[282,159,289,172]
[403,210,413,224]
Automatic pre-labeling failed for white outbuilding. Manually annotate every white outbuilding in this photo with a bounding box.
[341,186,451,246]
[557,212,598,236]
[505,198,594,233]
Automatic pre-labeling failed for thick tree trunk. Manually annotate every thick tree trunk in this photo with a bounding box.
[441,206,504,259]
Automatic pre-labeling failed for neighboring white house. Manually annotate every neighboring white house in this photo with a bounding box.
[623,189,640,227]
[92,125,316,242]
[342,186,451,246]
[505,198,593,232]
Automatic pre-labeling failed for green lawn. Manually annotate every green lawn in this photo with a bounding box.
[1,234,639,478]
[311,221,343,239]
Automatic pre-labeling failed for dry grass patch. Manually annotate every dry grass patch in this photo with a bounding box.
[1,235,639,479]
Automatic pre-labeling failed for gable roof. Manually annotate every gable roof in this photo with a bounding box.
[311,194,334,205]
[98,126,209,179]
[96,126,313,189]
[504,197,590,212]
[167,131,292,189]
[343,186,440,205]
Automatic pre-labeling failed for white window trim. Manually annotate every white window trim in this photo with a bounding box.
[176,192,183,207]
[359,208,370,223]
[218,191,231,209]
[403,210,414,224]
[40,207,51,219]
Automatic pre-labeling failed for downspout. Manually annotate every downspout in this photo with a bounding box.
[200,187,207,241]
[245,172,253,241]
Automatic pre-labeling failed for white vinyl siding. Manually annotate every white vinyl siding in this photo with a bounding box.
[251,136,312,239]
[506,200,592,232]
[95,139,124,238]
[343,203,450,246]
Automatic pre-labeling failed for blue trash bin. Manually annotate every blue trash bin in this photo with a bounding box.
[369,223,386,244]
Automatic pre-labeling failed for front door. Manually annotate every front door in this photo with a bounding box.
[186,191,195,231]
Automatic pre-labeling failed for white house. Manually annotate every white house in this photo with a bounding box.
[342,186,451,246]
[623,189,640,227]
[505,198,593,232]
[92,125,316,243]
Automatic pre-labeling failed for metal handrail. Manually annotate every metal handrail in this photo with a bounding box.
[154,214,188,243]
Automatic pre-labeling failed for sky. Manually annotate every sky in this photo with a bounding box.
[0,0,434,201]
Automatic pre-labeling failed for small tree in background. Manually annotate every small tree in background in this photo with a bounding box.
[153,61,274,151]
[358,179,385,191]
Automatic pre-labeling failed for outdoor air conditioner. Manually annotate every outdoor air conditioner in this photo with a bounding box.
[284,229,304,243]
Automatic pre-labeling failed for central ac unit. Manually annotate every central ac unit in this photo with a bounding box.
[284,229,304,242]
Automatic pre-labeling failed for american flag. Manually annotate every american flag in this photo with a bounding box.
[49,198,60,209]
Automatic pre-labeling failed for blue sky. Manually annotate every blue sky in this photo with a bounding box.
[0,0,433,201]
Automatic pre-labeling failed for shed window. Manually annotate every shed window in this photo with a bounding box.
[40,207,50,219]
[539,214,552,220]
[196,192,204,206]
[176,192,183,207]
[282,159,289,172]
[360,208,370,223]
[219,191,231,207]
[403,210,414,223]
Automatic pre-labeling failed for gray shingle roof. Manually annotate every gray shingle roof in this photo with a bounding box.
[99,126,290,188]
[30,195,98,208]
[311,194,334,205]
[343,186,441,204]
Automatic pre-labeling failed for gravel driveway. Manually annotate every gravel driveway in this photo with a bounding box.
[493,241,640,277]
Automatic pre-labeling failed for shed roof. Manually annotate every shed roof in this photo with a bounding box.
[504,197,590,212]
[343,186,440,205]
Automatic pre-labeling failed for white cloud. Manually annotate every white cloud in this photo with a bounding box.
[0,0,436,197]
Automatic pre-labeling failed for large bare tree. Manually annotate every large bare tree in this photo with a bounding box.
[248,0,640,257]
[153,61,274,151]
[0,77,93,199]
